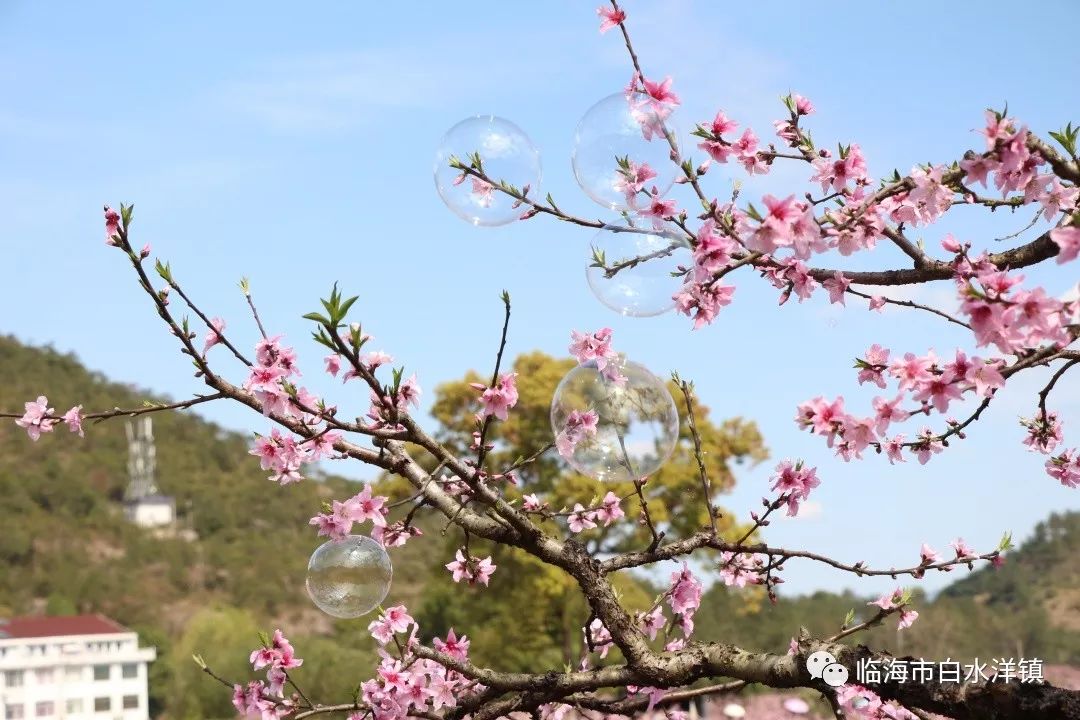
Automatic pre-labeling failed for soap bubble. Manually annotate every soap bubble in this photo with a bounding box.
[305,535,392,618]
[586,220,691,317]
[571,92,680,211]
[434,115,541,226]
[550,358,679,482]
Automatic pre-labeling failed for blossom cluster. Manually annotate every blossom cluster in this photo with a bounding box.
[796,345,1007,465]
[307,484,422,548]
[566,491,625,532]
[363,607,478,720]
[234,630,303,719]
[14,396,83,441]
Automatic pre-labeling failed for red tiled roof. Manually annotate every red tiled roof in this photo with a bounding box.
[0,614,129,639]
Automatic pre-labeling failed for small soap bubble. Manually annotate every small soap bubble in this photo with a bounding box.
[434,115,541,226]
[305,535,392,618]
[571,92,680,211]
[586,220,690,317]
[550,358,679,483]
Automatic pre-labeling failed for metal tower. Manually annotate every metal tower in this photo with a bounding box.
[124,417,159,502]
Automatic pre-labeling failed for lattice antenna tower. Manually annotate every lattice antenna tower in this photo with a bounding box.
[124,416,159,501]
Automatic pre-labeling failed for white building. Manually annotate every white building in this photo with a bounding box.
[0,615,156,720]
[123,495,175,529]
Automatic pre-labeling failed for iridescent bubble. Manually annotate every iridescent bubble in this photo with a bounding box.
[434,115,542,227]
[550,358,679,483]
[586,220,691,317]
[571,92,680,211]
[305,535,392,618]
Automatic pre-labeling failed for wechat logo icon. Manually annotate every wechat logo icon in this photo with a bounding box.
[806,650,849,688]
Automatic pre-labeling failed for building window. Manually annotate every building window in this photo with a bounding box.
[34,702,53,718]
[64,666,83,680]
[93,697,110,712]
[34,668,54,684]
[5,705,25,720]
[122,696,138,710]
[65,700,83,714]
[121,663,137,679]
[92,664,110,681]
[4,669,24,687]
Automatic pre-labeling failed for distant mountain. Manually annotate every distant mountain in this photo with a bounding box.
[941,511,1080,632]
[695,511,1080,665]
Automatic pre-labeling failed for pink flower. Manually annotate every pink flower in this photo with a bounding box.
[324,354,341,378]
[857,345,890,388]
[62,406,84,437]
[1045,449,1080,488]
[769,460,820,517]
[1050,226,1080,264]
[898,609,919,630]
[913,428,944,465]
[959,155,996,187]
[642,75,679,107]
[868,295,886,311]
[919,543,940,565]
[339,485,388,526]
[823,271,851,305]
[522,493,543,512]
[884,435,906,464]
[868,588,903,611]
[396,374,422,411]
[445,549,496,586]
[596,5,626,33]
[368,606,414,645]
[556,409,599,459]
[593,491,625,526]
[271,630,302,669]
[793,94,814,115]
[471,178,495,208]
[15,396,56,441]
[568,504,598,533]
[950,537,975,559]
[433,628,470,661]
[673,279,735,328]
[668,563,703,616]
[203,317,226,356]
[585,618,613,658]
[640,606,665,640]
[104,206,121,245]
[308,512,351,541]
[613,159,657,198]
[473,372,519,421]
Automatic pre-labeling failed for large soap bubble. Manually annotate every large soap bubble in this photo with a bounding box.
[434,115,542,226]
[305,535,392,618]
[571,92,680,211]
[586,220,691,317]
[550,358,679,482]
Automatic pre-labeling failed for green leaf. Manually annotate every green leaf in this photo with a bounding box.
[340,295,359,319]
[842,608,855,628]
[997,531,1014,552]
[302,312,331,325]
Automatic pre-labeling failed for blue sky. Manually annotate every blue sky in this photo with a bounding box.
[2,1,1078,599]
